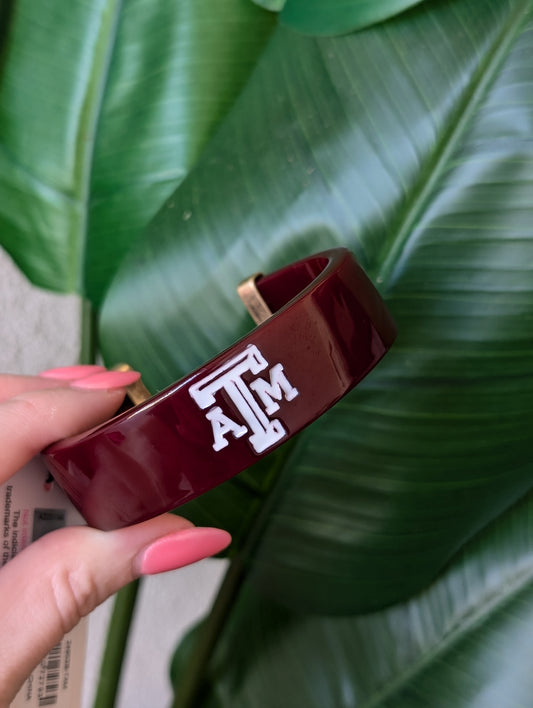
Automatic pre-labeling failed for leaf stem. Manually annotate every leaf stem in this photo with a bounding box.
[173,439,301,707]
[172,556,246,708]
[80,298,98,365]
[92,580,141,708]
[81,297,142,708]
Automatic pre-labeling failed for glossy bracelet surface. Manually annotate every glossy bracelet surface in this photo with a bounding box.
[43,248,396,530]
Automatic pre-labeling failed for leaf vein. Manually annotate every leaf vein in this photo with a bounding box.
[375,0,532,291]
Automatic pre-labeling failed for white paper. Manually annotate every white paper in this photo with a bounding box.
[1,458,87,708]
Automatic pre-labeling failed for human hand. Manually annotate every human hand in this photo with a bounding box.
[0,366,231,707]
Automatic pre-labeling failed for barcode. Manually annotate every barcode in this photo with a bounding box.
[38,643,61,706]
[32,509,66,542]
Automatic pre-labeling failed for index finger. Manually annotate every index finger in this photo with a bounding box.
[0,374,69,403]
[0,386,127,484]
[0,366,106,403]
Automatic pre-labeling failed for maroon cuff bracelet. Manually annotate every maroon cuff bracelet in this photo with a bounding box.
[43,248,396,530]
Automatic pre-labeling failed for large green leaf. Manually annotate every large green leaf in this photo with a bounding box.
[253,0,426,36]
[100,0,533,614]
[172,490,533,708]
[0,0,274,302]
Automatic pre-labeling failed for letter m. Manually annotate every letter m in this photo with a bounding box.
[249,363,298,415]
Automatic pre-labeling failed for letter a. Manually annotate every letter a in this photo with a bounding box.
[205,406,248,451]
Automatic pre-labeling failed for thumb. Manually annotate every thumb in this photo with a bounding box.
[0,514,230,706]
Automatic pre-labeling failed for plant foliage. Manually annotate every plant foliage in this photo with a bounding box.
[100,0,533,617]
[0,0,274,302]
[1,0,533,705]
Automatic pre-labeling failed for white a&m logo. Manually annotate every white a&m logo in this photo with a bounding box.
[189,344,299,454]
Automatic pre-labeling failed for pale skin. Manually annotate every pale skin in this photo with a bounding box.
[0,372,230,707]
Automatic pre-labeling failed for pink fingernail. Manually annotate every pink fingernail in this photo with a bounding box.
[39,364,107,380]
[136,528,232,576]
[70,370,141,390]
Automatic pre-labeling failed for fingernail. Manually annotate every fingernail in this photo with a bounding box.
[39,364,107,380]
[136,528,232,576]
[70,370,141,390]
